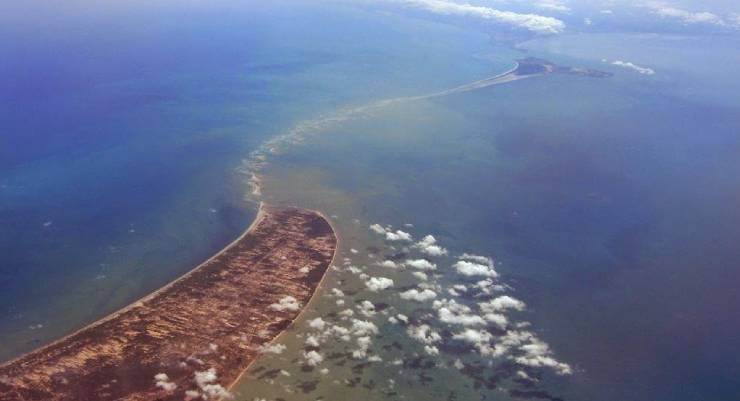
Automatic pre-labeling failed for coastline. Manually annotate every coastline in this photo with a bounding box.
[0,203,268,369]
[226,207,340,393]
[0,203,338,401]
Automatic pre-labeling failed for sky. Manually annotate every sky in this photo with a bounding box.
[353,0,740,35]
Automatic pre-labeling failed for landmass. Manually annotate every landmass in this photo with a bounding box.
[514,57,613,78]
[0,205,338,401]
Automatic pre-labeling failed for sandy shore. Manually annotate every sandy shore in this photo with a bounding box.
[0,204,338,401]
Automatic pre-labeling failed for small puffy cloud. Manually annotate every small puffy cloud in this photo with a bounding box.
[386,230,413,242]
[303,350,324,367]
[407,324,442,345]
[453,328,492,346]
[369,224,386,235]
[305,335,321,347]
[193,368,231,400]
[534,0,570,13]
[611,60,655,75]
[389,0,566,34]
[366,276,394,292]
[483,312,509,329]
[269,295,301,312]
[415,235,448,256]
[154,373,177,392]
[358,300,377,317]
[194,368,218,388]
[454,260,498,277]
[396,313,409,323]
[308,317,326,331]
[331,288,345,298]
[459,253,493,265]
[405,259,437,270]
[480,295,526,313]
[259,343,287,354]
[424,345,440,355]
[352,336,373,359]
[379,260,399,269]
[645,2,724,26]
[515,338,573,375]
[351,319,379,337]
[399,288,437,302]
[412,271,429,281]
[436,298,486,326]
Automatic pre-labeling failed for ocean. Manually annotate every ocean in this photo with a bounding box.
[2,2,739,401]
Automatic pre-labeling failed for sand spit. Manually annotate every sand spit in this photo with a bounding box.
[0,205,337,401]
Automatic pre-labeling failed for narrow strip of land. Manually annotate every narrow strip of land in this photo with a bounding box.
[0,205,337,401]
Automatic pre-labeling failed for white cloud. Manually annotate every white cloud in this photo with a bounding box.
[193,368,231,400]
[194,368,218,388]
[351,319,379,336]
[435,299,486,326]
[259,343,286,354]
[366,276,395,292]
[352,336,373,359]
[303,350,324,367]
[407,324,442,345]
[454,260,498,277]
[515,338,573,375]
[154,373,177,392]
[379,260,399,269]
[732,14,740,27]
[479,295,526,313]
[399,288,437,302]
[269,295,301,312]
[424,345,440,355]
[308,317,327,331]
[405,258,437,270]
[386,229,413,242]
[305,335,321,347]
[644,2,725,26]
[535,0,570,13]
[391,0,566,34]
[611,60,655,75]
[369,223,386,235]
[412,271,429,281]
[358,300,377,317]
[415,235,448,256]
[483,312,509,329]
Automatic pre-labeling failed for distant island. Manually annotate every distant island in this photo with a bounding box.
[514,57,613,78]
[0,205,337,401]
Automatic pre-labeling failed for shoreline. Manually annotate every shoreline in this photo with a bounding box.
[0,204,338,401]
[0,202,268,369]
[226,207,340,393]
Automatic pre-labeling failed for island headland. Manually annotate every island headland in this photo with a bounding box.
[0,204,338,401]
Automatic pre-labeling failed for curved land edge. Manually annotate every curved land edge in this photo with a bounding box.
[0,203,339,401]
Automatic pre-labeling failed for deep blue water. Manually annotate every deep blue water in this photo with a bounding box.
[2,2,739,401]
[250,33,740,401]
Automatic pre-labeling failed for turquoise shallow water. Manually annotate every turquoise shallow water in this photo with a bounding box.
[0,0,508,362]
[235,32,740,401]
